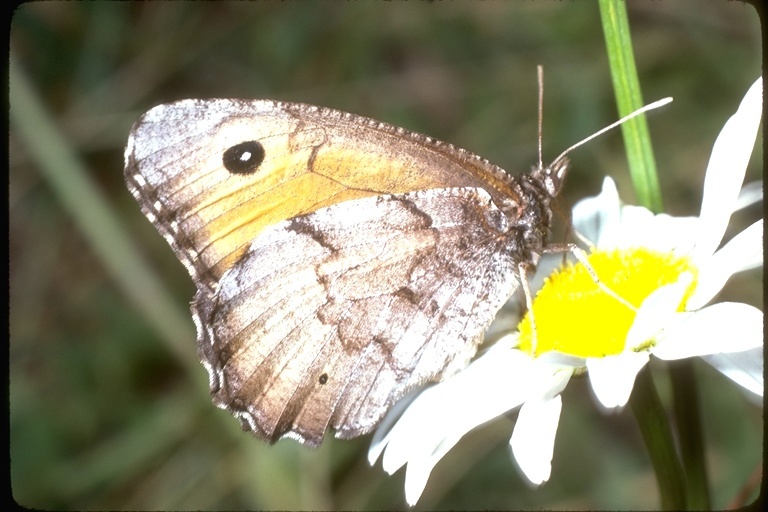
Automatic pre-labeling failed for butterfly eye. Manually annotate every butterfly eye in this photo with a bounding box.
[222,140,265,174]
[318,373,328,385]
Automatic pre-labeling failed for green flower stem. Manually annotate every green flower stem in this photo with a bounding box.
[629,367,688,510]
[598,0,664,213]
[671,361,711,510]
[599,2,704,509]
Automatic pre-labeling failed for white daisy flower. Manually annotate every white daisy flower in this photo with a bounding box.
[368,77,763,506]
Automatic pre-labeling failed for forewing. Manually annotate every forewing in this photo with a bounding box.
[124,99,519,294]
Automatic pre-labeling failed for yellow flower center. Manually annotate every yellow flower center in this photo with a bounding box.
[518,248,698,358]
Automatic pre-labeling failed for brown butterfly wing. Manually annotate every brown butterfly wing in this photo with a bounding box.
[124,99,535,446]
[124,99,521,296]
[194,188,523,445]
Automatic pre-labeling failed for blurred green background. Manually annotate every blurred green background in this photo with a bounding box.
[9,2,762,510]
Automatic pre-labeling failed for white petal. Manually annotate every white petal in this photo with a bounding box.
[615,206,699,252]
[375,344,526,471]
[369,340,547,504]
[404,458,434,506]
[572,177,621,247]
[626,274,694,349]
[510,394,563,485]
[537,350,587,368]
[376,384,441,475]
[653,302,763,359]
[694,78,762,260]
[367,388,420,466]
[688,219,764,310]
[587,352,650,408]
[700,347,764,398]
[735,180,763,211]
[641,215,701,254]
[611,205,656,248]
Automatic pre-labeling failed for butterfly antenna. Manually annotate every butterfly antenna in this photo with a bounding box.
[549,97,673,169]
[537,65,544,170]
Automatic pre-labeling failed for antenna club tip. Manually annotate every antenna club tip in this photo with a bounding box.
[642,97,673,112]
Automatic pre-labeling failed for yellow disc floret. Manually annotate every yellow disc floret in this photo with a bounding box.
[518,248,698,358]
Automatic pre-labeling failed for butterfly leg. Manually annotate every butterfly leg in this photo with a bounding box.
[543,243,637,312]
[517,262,539,354]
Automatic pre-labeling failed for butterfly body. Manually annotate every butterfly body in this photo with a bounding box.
[125,99,566,446]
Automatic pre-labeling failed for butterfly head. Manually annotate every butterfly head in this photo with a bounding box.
[531,156,570,199]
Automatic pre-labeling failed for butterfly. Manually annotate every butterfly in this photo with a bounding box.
[124,91,666,447]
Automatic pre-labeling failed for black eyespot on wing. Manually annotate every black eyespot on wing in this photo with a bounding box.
[222,141,265,174]
[318,373,328,385]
